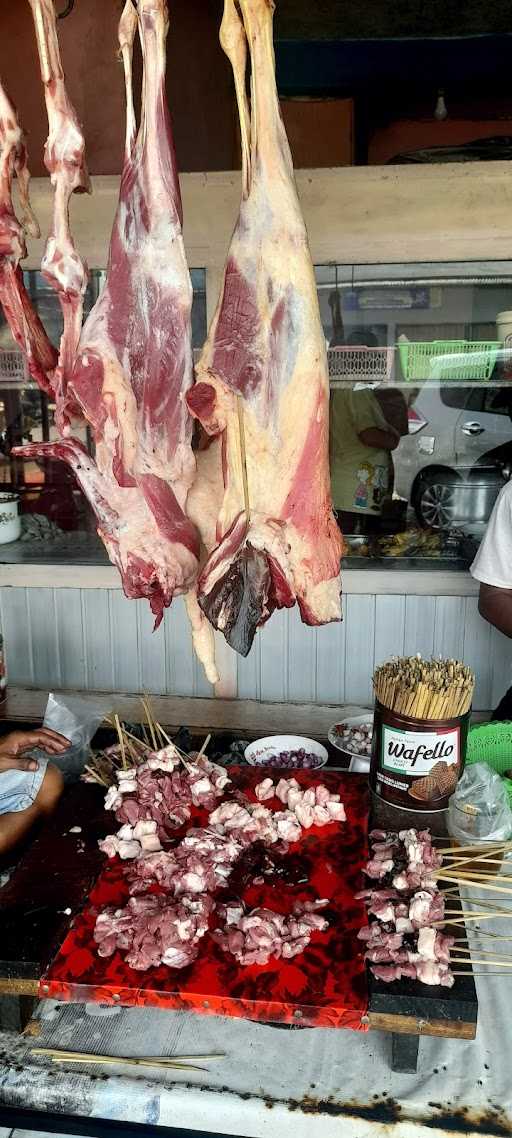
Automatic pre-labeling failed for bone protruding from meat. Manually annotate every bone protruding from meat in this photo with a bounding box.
[187,0,343,656]
[118,0,138,160]
[185,588,219,686]
[0,76,57,393]
[28,0,91,432]
[220,0,251,198]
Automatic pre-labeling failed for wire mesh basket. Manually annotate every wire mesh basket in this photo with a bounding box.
[328,345,394,383]
[397,339,501,382]
[0,349,29,382]
[466,721,512,805]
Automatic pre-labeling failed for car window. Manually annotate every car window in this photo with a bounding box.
[440,385,484,412]
[481,386,512,416]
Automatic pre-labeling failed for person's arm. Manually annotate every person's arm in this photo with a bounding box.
[351,389,400,451]
[358,425,400,451]
[478,583,512,638]
[471,483,512,635]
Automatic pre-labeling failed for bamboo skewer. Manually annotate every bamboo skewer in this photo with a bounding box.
[453,970,512,976]
[198,733,211,758]
[31,1047,226,1072]
[437,875,512,896]
[113,714,127,770]
[433,912,512,927]
[451,957,512,968]
[454,933,512,942]
[443,894,512,909]
[237,395,251,524]
[451,944,512,957]
[436,842,512,855]
[141,695,158,751]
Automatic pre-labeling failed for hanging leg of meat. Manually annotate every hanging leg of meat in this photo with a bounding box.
[68,0,199,601]
[28,0,91,430]
[0,77,57,392]
[187,0,342,657]
[13,438,191,624]
[13,3,199,630]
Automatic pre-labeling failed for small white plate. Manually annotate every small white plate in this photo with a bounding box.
[328,714,374,774]
[244,735,328,769]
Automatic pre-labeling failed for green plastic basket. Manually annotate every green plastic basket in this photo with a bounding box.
[397,339,501,381]
[466,721,512,805]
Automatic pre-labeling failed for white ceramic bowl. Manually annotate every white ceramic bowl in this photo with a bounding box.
[328,714,373,774]
[244,735,328,769]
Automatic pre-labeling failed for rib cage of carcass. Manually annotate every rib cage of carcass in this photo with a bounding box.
[0,0,342,683]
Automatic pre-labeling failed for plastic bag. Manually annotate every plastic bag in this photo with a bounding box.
[35,692,106,784]
[448,762,512,844]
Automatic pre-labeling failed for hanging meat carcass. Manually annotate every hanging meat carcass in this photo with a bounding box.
[69,0,199,561]
[186,0,343,657]
[28,0,91,432]
[0,76,57,392]
[68,0,201,619]
[14,0,208,642]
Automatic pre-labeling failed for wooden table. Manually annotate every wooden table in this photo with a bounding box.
[0,782,477,1071]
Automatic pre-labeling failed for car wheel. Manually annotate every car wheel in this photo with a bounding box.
[414,471,460,529]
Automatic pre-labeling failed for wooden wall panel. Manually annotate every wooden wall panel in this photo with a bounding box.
[1,584,509,714]
[0,0,235,177]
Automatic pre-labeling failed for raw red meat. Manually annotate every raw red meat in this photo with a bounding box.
[15,437,194,623]
[0,76,57,392]
[372,962,454,987]
[14,1,202,632]
[128,827,242,897]
[94,892,215,971]
[359,828,454,987]
[101,747,231,856]
[69,0,200,599]
[28,0,91,431]
[186,0,343,657]
[212,898,329,966]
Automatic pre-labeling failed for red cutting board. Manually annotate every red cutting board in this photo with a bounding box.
[40,769,369,1029]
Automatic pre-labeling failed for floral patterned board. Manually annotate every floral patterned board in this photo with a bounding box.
[40,769,369,1029]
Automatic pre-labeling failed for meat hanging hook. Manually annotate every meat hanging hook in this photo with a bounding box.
[57,0,75,17]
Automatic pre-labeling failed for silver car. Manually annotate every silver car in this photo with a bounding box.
[394,382,512,529]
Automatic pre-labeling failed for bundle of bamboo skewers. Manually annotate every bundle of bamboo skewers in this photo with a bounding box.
[373,655,475,719]
[30,1047,225,1073]
[433,841,512,976]
[83,696,210,789]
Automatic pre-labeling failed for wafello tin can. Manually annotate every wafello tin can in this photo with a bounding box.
[370,701,471,812]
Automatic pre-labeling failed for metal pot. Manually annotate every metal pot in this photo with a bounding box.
[448,476,503,524]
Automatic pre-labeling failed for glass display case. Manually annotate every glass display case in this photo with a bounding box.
[1,259,511,570]
[318,260,512,569]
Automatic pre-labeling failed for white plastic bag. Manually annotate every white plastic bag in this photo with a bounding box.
[36,692,107,783]
[448,762,512,844]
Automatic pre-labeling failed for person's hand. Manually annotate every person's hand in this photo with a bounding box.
[0,729,70,773]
